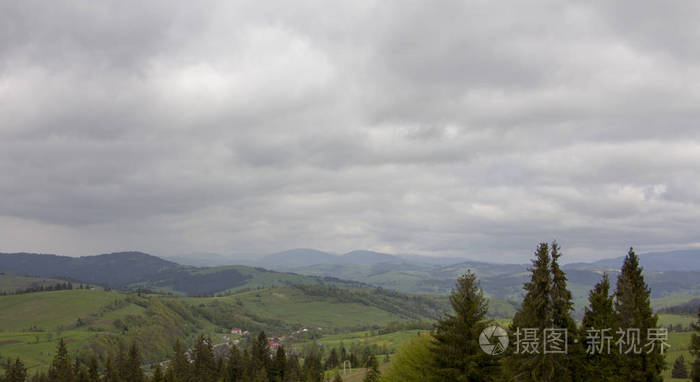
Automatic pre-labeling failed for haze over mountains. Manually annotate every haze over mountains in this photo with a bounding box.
[167,247,700,272]
[1,248,698,306]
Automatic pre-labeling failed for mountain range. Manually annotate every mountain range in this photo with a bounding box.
[1,248,698,309]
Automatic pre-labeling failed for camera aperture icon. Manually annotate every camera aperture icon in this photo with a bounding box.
[479,325,509,355]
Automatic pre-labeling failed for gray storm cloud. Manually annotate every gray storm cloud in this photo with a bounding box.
[1,0,699,262]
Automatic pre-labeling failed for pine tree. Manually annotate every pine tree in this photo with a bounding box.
[362,355,380,382]
[507,243,554,381]
[88,356,99,382]
[302,350,322,382]
[614,248,664,381]
[271,345,286,381]
[672,355,689,378]
[250,332,270,381]
[191,335,216,382]
[169,339,191,382]
[152,364,165,382]
[102,356,120,382]
[224,345,244,382]
[124,343,144,382]
[48,339,75,382]
[580,274,619,381]
[325,348,339,370]
[284,355,301,382]
[549,242,581,382]
[4,357,27,382]
[431,270,498,381]
[116,343,127,382]
[691,308,700,382]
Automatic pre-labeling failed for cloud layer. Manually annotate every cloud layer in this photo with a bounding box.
[2,0,699,262]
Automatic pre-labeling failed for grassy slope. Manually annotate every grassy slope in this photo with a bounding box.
[662,331,693,381]
[0,290,144,372]
[184,286,436,330]
[0,285,448,372]
[0,274,74,294]
[0,290,127,332]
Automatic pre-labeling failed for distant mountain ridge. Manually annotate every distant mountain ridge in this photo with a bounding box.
[2,248,698,305]
[564,249,700,272]
[0,251,366,296]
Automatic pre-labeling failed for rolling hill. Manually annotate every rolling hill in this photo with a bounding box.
[0,252,367,296]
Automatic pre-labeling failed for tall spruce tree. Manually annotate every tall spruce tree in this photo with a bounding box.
[250,332,270,381]
[508,243,554,381]
[549,242,582,382]
[580,274,619,381]
[431,270,498,381]
[302,349,323,382]
[169,339,191,382]
[507,242,577,381]
[87,356,99,382]
[691,308,700,382]
[4,358,27,382]
[614,248,664,381]
[271,345,286,382]
[284,355,301,382]
[102,356,120,382]
[152,364,165,382]
[224,344,245,382]
[191,335,217,382]
[125,343,144,382]
[48,339,74,382]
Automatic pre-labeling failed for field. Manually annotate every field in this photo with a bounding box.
[663,331,693,381]
[0,274,74,294]
[0,289,130,332]
[202,288,429,330]
[0,285,445,373]
[297,329,424,353]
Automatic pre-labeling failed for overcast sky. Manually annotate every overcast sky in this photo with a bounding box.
[1,1,699,262]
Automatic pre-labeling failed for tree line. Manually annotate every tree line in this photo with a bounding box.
[382,243,700,381]
[0,330,390,382]
[0,282,94,296]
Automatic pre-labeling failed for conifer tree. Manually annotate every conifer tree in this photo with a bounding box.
[250,332,270,381]
[115,343,127,382]
[124,343,144,382]
[580,274,619,381]
[614,248,664,380]
[507,242,580,381]
[672,355,689,378]
[302,350,323,382]
[325,348,339,370]
[4,357,27,382]
[362,355,380,382]
[191,335,216,382]
[691,308,700,382]
[48,339,75,382]
[549,243,582,381]
[152,364,165,382]
[224,345,244,382]
[169,339,191,382]
[431,270,498,381]
[284,355,301,382]
[508,243,555,381]
[102,356,120,382]
[271,345,286,381]
[88,356,99,382]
